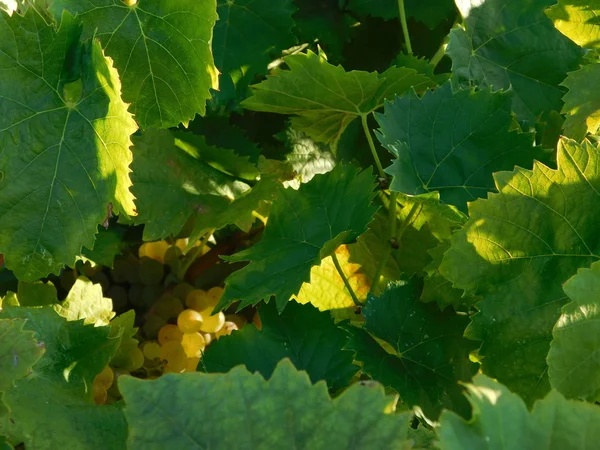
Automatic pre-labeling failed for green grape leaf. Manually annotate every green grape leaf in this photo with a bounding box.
[49,0,218,129]
[548,261,600,401]
[438,374,600,450]
[212,0,296,105]
[130,129,251,241]
[546,0,600,49]
[392,53,450,86]
[440,138,600,404]
[203,301,358,391]
[53,277,114,326]
[0,10,137,281]
[344,280,478,419]
[120,359,413,450]
[448,0,583,123]
[421,242,469,311]
[0,306,126,449]
[241,50,435,149]
[350,192,465,288]
[81,227,124,268]
[109,310,139,369]
[216,164,378,312]
[560,63,600,141]
[376,83,540,212]
[0,319,44,392]
[282,128,336,185]
[347,0,456,29]
[294,244,371,313]
[15,281,57,307]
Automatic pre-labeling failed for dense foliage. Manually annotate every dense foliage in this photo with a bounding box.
[1,0,599,448]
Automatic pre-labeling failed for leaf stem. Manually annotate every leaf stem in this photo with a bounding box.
[361,114,386,179]
[332,252,362,307]
[177,229,214,280]
[398,0,413,54]
[429,41,447,68]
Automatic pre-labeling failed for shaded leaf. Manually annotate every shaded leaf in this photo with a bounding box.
[0,319,44,392]
[121,359,413,450]
[203,301,358,391]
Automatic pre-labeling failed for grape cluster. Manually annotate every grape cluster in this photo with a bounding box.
[82,239,254,405]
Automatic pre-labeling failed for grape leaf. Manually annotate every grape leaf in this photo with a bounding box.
[282,128,336,186]
[438,374,600,450]
[0,306,126,449]
[0,319,44,392]
[440,138,600,404]
[120,359,414,450]
[241,50,435,149]
[212,0,296,105]
[216,164,378,312]
[560,63,600,141]
[376,83,539,212]
[546,0,600,49]
[49,0,218,129]
[0,10,137,281]
[15,281,57,307]
[344,280,477,419]
[81,226,124,268]
[109,310,139,370]
[294,244,370,312]
[203,301,358,391]
[548,261,600,401]
[53,277,114,326]
[447,0,583,123]
[130,129,250,241]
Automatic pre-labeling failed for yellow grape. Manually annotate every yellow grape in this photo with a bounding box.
[202,333,212,345]
[225,314,247,329]
[186,357,200,372]
[206,286,224,301]
[107,368,130,398]
[181,332,206,358]
[93,383,108,405]
[175,238,188,252]
[253,312,262,330]
[143,315,167,339]
[94,365,114,389]
[154,294,184,320]
[158,324,183,345]
[159,341,187,373]
[185,289,215,312]
[142,341,161,360]
[215,321,238,339]
[199,309,225,333]
[138,241,170,263]
[177,309,203,333]
[123,346,145,372]
[172,282,195,302]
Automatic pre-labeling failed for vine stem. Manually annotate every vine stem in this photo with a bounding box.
[177,229,215,280]
[429,42,446,68]
[361,115,386,179]
[332,252,362,307]
[370,195,421,293]
[398,0,413,54]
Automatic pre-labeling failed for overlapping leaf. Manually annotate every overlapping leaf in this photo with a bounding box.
[344,280,478,419]
[121,359,414,450]
[53,277,114,326]
[50,0,218,129]
[546,0,600,49]
[448,0,583,123]
[0,319,44,392]
[0,11,137,281]
[548,261,600,401]
[130,129,255,241]
[216,164,378,312]
[0,306,126,449]
[440,138,600,404]
[212,0,296,105]
[439,374,600,450]
[81,227,125,268]
[560,63,600,141]
[376,83,540,212]
[241,50,435,149]
[203,301,358,391]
